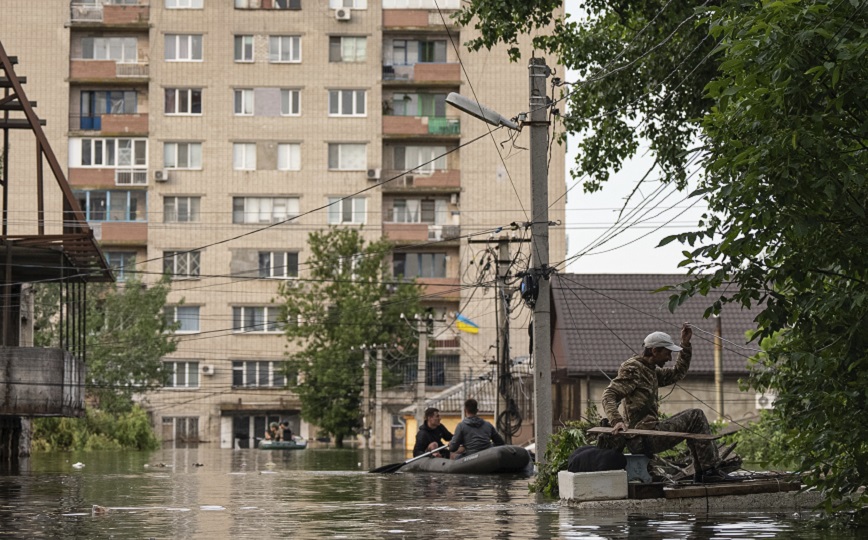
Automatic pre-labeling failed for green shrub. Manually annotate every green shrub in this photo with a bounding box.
[529,406,600,496]
[32,406,159,452]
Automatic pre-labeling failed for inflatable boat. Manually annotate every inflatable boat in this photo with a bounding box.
[397,445,532,474]
[258,437,307,450]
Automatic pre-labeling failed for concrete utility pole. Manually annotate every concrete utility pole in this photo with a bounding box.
[375,346,383,449]
[362,348,371,449]
[529,57,553,463]
[714,315,724,420]
[496,239,511,442]
[415,318,428,430]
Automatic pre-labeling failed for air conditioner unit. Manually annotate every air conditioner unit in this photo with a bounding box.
[450,193,459,205]
[154,169,169,182]
[335,7,351,20]
[402,175,414,187]
[201,364,216,376]
[366,168,381,180]
[755,391,776,410]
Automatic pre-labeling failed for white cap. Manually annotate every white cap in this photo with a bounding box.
[644,331,682,352]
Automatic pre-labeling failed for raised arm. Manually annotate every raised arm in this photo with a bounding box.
[658,324,693,387]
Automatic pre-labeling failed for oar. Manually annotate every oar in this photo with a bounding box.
[369,444,448,474]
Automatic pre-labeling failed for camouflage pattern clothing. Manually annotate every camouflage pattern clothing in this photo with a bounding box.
[601,343,720,471]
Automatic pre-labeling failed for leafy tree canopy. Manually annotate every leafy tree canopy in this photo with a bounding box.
[457,0,867,516]
[35,277,179,413]
[279,228,424,447]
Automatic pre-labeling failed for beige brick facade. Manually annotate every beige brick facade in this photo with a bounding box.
[2,1,565,449]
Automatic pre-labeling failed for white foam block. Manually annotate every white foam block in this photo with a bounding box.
[558,470,628,502]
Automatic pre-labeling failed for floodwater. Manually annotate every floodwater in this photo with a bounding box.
[0,446,858,539]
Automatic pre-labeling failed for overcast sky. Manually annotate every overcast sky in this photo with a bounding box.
[561,0,706,274]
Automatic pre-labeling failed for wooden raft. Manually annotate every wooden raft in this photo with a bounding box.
[587,426,721,440]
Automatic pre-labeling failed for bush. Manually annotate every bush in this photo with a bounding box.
[722,411,794,470]
[31,406,160,452]
[529,406,600,496]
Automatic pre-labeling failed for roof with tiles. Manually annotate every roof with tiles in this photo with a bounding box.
[551,274,762,377]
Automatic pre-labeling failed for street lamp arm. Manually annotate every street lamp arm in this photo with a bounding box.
[446,92,520,131]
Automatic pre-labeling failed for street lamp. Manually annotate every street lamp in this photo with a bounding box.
[446,58,553,464]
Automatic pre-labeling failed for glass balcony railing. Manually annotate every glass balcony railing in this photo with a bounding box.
[428,117,459,135]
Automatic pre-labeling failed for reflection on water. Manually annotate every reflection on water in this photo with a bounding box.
[0,446,859,539]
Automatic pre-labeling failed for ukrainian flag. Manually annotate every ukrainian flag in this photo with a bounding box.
[455,314,479,334]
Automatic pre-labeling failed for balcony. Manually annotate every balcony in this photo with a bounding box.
[382,8,459,30]
[70,113,148,134]
[383,223,460,244]
[70,60,149,84]
[383,63,461,85]
[0,347,85,417]
[91,221,148,246]
[383,115,459,138]
[70,1,150,27]
[418,277,461,301]
[380,169,460,193]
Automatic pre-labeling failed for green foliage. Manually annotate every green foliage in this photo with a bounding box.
[723,411,794,470]
[279,228,423,447]
[459,0,868,518]
[31,406,159,452]
[34,276,179,413]
[529,406,600,496]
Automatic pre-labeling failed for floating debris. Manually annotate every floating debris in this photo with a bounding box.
[72,462,85,469]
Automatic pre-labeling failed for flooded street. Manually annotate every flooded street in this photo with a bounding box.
[0,446,857,539]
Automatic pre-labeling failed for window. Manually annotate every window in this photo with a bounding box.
[74,138,148,169]
[233,143,257,170]
[233,197,300,224]
[105,251,136,282]
[390,39,446,65]
[329,0,366,8]
[236,0,301,8]
[328,89,366,117]
[327,197,366,225]
[234,89,254,116]
[393,145,447,174]
[80,37,137,63]
[163,250,201,279]
[281,89,301,116]
[234,35,254,62]
[232,306,283,333]
[165,306,200,333]
[389,93,446,117]
[427,354,460,387]
[393,252,447,278]
[165,361,199,388]
[329,37,366,63]
[259,251,298,278]
[383,0,460,6]
[164,88,202,115]
[73,190,147,222]
[232,361,286,388]
[327,143,366,170]
[166,0,203,8]
[277,143,301,171]
[268,36,301,63]
[165,34,203,61]
[164,142,202,169]
[392,199,446,224]
[79,91,137,130]
[162,416,199,442]
[164,196,201,222]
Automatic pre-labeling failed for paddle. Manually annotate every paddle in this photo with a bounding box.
[369,444,449,474]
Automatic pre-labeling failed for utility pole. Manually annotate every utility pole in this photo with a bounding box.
[496,239,511,443]
[362,347,371,449]
[714,315,724,420]
[415,318,428,430]
[375,346,383,449]
[529,57,553,464]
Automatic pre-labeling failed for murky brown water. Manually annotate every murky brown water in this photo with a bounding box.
[0,446,858,539]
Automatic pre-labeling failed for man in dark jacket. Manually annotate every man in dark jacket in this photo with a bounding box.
[448,398,505,458]
[413,407,452,458]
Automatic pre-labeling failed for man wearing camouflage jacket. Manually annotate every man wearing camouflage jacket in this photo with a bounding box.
[602,323,724,479]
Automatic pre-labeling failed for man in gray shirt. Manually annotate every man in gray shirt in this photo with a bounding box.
[448,398,505,458]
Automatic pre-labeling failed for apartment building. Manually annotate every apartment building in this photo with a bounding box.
[3,0,565,448]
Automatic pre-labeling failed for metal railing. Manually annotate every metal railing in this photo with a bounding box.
[428,117,460,135]
[115,168,148,185]
[70,1,149,22]
[116,63,149,77]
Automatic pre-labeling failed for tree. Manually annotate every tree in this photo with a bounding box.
[456,0,868,515]
[35,276,179,413]
[278,228,424,447]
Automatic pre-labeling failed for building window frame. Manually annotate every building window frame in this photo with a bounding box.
[233,143,257,170]
[232,306,284,334]
[165,305,201,333]
[280,89,301,116]
[277,143,301,171]
[258,251,299,279]
[164,360,200,388]
[163,196,201,223]
[164,88,202,115]
[231,360,286,388]
[327,143,366,171]
[329,36,366,63]
[163,142,203,170]
[232,197,300,224]
[268,35,301,63]
[105,251,136,282]
[165,34,203,62]
[328,89,366,117]
[327,197,366,225]
[163,250,202,279]
[234,35,255,63]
